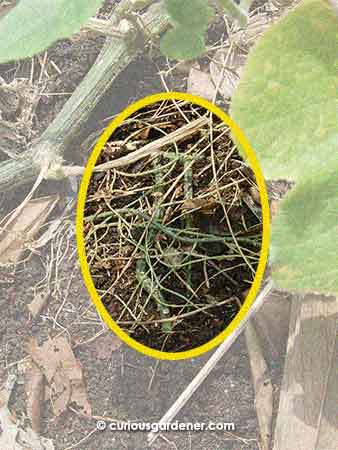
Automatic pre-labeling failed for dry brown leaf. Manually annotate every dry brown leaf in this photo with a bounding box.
[0,195,59,264]
[25,362,45,434]
[27,336,91,417]
[34,217,63,249]
[94,332,122,360]
[187,67,215,101]
[51,368,71,416]
[0,374,54,450]
[69,360,92,416]
[27,291,49,317]
[138,126,151,140]
[245,322,273,450]
[182,197,218,215]
[249,186,261,205]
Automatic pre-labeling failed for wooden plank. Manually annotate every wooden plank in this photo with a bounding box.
[252,290,290,362]
[315,318,338,450]
[246,322,273,450]
[273,293,337,450]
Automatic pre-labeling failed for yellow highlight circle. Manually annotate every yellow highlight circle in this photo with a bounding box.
[76,92,270,360]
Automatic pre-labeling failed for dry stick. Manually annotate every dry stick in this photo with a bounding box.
[38,116,208,177]
[0,0,169,192]
[93,116,209,171]
[147,279,274,446]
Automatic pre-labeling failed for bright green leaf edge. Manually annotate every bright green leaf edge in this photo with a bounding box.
[230,0,338,183]
[270,170,338,295]
[0,0,104,64]
[230,0,338,295]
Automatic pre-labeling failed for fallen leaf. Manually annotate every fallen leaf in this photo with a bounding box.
[0,195,59,264]
[94,332,123,360]
[0,374,54,450]
[27,336,91,417]
[27,291,49,317]
[249,186,261,205]
[182,197,218,214]
[187,67,215,101]
[34,217,63,249]
[69,360,92,416]
[25,362,45,434]
[51,368,71,416]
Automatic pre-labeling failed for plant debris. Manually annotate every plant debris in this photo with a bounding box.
[27,290,50,318]
[25,361,45,434]
[83,99,263,352]
[0,374,54,450]
[0,195,59,265]
[27,336,91,417]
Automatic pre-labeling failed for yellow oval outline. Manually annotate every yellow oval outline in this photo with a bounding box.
[76,92,270,360]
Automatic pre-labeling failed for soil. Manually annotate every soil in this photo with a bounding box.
[84,100,263,352]
[0,1,290,449]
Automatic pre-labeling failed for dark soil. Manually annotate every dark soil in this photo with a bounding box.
[83,100,263,352]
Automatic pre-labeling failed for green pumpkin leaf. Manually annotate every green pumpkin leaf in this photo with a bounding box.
[270,170,338,295]
[165,0,213,29]
[0,0,104,63]
[160,27,205,60]
[231,0,337,182]
[230,0,338,295]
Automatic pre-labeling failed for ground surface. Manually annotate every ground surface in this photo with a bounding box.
[0,1,290,449]
[83,100,263,352]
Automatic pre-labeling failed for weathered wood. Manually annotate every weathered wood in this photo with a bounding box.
[273,293,338,450]
[315,319,338,450]
[252,289,290,361]
[0,0,169,192]
[245,321,273,450]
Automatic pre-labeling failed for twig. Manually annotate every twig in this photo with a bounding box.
[147,280,274,445]
[94,116,209,171]
[117,296,238,326]
[63,428,97,450]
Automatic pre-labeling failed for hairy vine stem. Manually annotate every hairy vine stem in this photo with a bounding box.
[0,0,169,192]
